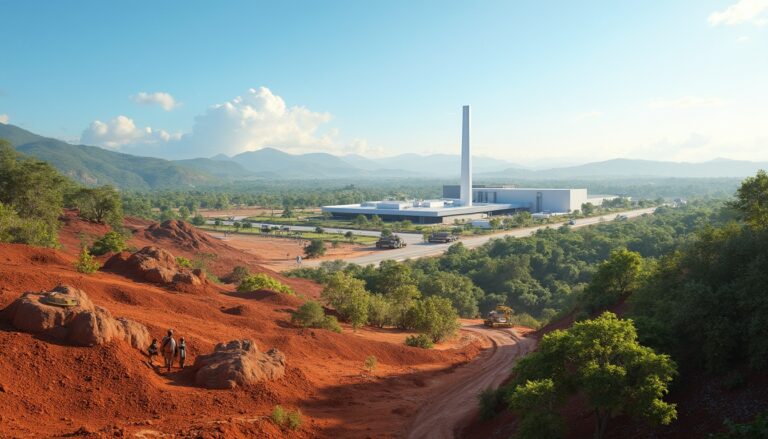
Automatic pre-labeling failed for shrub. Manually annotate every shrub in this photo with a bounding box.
[304,239,326,258]
[478,388,505,420]
[175,256,193,268]
[286,409,303,430]
[364,355,377,375]
[271,405,286,425]
[406,296,460,343]
[510,312,541,329]
[237,273,294,295]
[90,231,127,255]
[405,334,434,349]
[75,247,100,274]
[229,265,249,283]
[322,315,342,333]
[292,301,326,327]
[0,202,59,247]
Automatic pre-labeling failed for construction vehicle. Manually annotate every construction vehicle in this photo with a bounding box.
[376,235,407,249]
[484,305,514,328]
[428,231,459,243]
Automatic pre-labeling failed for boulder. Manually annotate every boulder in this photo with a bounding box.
[109,246,205,286]
[2,285,149,348]
[191,339,286,389]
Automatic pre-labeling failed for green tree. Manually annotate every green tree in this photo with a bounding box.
[90,231,127,255]
[380,228,393,238]
[729,169,768,229]
[344,230,355,242]
[507,379,564,439]
[367,294,394,328]
[178,205,191,221]
[75,247,100,274]
[74,185,123,227]
[291,300,340,332]
[581,202,596,216]
[353,214,369,227]
[304,239,326,258]
[322,272,370,329]
[582,249,645,313]
[406,296,460,342]
[0,202,58,247]
[282,206,294,218]
[191,214,206,226]
[509,312,677,439]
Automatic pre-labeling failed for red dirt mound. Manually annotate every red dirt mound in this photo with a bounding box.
[144,220,221,252]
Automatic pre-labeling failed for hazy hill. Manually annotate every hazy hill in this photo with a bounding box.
[479,158,768,179]
[0,124,216,190]
[343,153,527,176]
[172,157,254,179]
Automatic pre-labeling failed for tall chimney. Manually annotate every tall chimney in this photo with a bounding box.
[460,105,472,206]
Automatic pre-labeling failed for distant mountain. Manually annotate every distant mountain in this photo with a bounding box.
[172,158,253,179]
[479,158,768,179]
[342,153,527,176]
[0,124,216,190]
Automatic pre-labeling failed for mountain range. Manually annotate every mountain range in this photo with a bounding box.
[1,123,766,190]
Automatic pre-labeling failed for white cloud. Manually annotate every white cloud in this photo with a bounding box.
[130,91,179,111]
[171,86,338,157]
[737,35,751,42]
[80,115,180,149]
[648,96,725,109]
[0,114,8,124]
[708,0,768,26]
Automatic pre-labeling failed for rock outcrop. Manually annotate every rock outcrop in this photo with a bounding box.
[2,285,149,348]
[105,246,206,286]
[191,339,286,389]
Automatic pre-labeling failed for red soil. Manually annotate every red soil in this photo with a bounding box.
[0,214,483,438]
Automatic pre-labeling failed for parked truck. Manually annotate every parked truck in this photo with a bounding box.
[484,305,514,328]
[428,231,459,243]
[376,235,407,249]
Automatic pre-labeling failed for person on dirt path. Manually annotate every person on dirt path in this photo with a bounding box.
[161,329,177,372]
[147,339,159,366]
[177,337,187,369]
[296,255,302,266]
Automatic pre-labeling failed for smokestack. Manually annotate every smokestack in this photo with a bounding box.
[460,105,472,206]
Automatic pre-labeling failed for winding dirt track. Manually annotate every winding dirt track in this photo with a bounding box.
[406,324,537,439]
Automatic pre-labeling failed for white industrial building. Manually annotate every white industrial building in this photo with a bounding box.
[322,105,605,224]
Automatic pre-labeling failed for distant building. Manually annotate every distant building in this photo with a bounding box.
[321,105,614,224]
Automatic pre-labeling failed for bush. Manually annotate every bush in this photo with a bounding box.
[292,301,326,327]
[74,185,123,227]
[405,334,434,349]
[478,388,505,420]
[75,247,100,274]
[229,265,249,283]
[510,312,542,329]
[364,355,377,374]
[90,231,127,255]
[175,256,193,268]
[0,202,59,247]
[304,239,326,258]
[271,405,286,425]
[406,296,460,343]
[286,409,303,430]
[237,273,294,295]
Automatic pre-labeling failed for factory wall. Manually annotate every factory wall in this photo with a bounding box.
[472,188,587,213]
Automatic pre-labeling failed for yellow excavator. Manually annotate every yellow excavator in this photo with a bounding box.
[484,305,514,328]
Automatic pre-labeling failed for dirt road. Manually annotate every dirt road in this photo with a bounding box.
[406,324,537,439]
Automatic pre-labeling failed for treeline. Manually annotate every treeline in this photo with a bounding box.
[290,201,723,327]
[0,140,124,248]
[486,171,768,439]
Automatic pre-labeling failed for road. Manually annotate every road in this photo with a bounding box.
[305,207,656,267]
[206,220,425,243]
[406,324,537,439]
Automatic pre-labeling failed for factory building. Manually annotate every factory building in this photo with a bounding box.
[322,105,605,224]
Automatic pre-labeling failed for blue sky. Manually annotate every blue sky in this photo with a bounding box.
[1,0,767,165]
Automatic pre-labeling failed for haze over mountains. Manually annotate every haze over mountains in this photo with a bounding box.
[1,123,767,190]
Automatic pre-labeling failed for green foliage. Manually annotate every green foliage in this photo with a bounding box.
[229,265,249,284]
[175,256,193,268]
[286,409,303,430]
[304,239,326,258]
[380,228,393,238]
[509,312,677,439]
[75,247,100,274]
[271,405,303,430]
[478,388,506,421]
[509,312,541,329]
[0,140,69,247]
[368,294,394,328]
[291,301,339,332]
[728,169,768,229]
[271,405,285,425]
[237,273,294,295]
[581,249,646,313]
[90,231,127,255]
[191,214,206,226]
[405,334,434,349]
[406,296,460,343]
[322,272,370,329]
[74,185,124,227]
[507,379,565,439]
[710,412,768,439]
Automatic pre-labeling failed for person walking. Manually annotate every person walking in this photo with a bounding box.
[160,329,177,372]
[178,337,187,369]
[147,338,159,366]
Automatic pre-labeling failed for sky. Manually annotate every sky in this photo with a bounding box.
[1,0,767,166]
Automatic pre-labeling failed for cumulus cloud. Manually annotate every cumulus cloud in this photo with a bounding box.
[130,91,179,111]
[177,87,334,157]
[709,0,768,26]
[80,115,180,149]
[0,114,8,124]
[648,96,725,109]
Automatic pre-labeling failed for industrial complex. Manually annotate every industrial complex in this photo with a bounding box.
[322,106,610,224]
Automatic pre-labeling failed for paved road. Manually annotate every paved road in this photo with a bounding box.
[206,220,424,243]
[406,324,537,439]
[305,207,656,267]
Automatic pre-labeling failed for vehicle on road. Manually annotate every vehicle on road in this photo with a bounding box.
[615,214,628,221]
[376,235,407,249]
[567,220,576,225]
[484,305,514,328]
[428,231,459,243]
